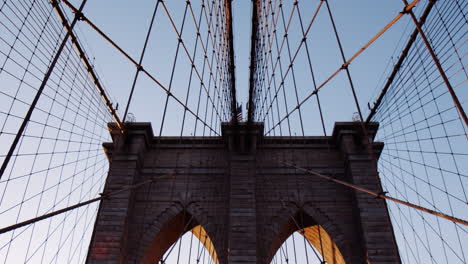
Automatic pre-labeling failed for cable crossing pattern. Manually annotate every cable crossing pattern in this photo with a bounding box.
[0,0,466,263]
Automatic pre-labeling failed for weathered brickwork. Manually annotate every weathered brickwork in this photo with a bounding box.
[86,122,400,264]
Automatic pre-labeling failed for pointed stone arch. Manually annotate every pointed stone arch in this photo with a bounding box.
[139,206,220,264]
[266,206,347,264]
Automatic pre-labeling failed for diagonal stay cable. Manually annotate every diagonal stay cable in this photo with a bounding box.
[295,2,326,135]
[122,0,160,122]
[160,1,223,123]
[265,0,421,134]
[197,0,231,105]
[0,0,89,181]
[283,162,468,226]
[60,0,220,135]
[159,2,189,136]
[280,1,305,136]
[401,0,468,127]
[366,0,435,123]
[324,0,364,122]
[257,0,282,124]
[259,0,323,123]
[53,1,122,129]
[255,0,293,121]
[0,173,175,235]
[255,0,283,128]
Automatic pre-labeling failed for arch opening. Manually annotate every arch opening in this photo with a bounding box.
[160,225,219,264]
[141,211,219,264]
[269,211,346,264]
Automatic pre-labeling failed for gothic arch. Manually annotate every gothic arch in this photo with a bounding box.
[137,203,220,264]
[266,205,347,264]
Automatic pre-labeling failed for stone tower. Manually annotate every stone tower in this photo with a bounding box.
[86,122,400,263]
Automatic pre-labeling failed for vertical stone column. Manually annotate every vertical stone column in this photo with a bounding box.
[228,154,257,263]
[86,123,153,264]
[333,122,401,263]
[222,123,263,264]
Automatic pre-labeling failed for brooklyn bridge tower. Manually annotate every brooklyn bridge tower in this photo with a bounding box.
[0,0,466,264]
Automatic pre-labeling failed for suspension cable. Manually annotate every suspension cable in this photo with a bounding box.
[60,0,221,135]
[401,0,467,127]
[264,0,421,134]
[283,162,468,226]
[0,173,175,235]
[366,0,436,123]
[0,0,90,181]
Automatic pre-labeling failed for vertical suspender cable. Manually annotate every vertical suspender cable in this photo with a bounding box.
[122,1,161,123]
